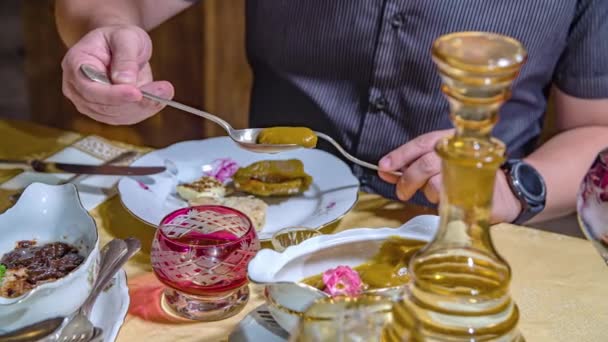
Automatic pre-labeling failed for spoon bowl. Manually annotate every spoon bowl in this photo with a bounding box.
[229,127,301,153]
[0,317,66,342]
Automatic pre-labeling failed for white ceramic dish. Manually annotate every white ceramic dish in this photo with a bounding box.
[118,137,360,240]
[0,183,100,332]
[248,215,439,333]
[90,270,130,342]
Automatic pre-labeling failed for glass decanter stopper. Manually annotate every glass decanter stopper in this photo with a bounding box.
[385,32,527,341]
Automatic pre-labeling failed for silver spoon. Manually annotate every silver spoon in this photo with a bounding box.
[58,238,141,342]
[80,65,402,176]
[0,317,66,342]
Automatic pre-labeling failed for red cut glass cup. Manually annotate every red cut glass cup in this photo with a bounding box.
[151,205,260,321]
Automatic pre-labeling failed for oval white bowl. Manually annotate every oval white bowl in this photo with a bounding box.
[248,214,439,333]
[0,183,100,332]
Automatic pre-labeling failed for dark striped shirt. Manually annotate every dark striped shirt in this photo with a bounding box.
[244,0,608,203]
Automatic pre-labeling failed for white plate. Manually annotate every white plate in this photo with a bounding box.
[118,137,360,240]
[90,270,130,342]
[229,305,288,342]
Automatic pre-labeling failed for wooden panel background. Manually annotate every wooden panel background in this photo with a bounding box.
[21,0,251,148]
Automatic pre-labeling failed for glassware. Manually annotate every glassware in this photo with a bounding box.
[577,147,608,264]
[385,32,527,341]
[151,205,260,321]
[271,226,322,252]
[290,294,421,342]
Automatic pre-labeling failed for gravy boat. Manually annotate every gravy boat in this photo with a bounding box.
[248,215,439,333]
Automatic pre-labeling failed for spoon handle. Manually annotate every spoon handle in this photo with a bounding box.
[315,131,402,177]
[80,239,127,316]
[80,238,141,317]
[79,64,233,133]
[140,91,233,133]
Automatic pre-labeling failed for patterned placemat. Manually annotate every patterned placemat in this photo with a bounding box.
[0,134,151,212]
[72,135,148,163]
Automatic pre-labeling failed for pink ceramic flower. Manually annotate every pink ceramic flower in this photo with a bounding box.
[204,158,239,183]
[322,265,363,297]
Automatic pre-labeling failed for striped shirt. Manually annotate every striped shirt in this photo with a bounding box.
[244,0,608,203]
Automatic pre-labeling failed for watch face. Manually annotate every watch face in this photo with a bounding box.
[516,163,546,203]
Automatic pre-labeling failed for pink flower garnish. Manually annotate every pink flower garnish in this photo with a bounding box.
[204,158,239,183]
[322,265,363,297]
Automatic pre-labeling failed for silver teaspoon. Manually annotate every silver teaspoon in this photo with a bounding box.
[80,64,402,176]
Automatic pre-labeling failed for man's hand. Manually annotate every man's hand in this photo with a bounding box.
[61,25,174,125]
[377,129,521,223]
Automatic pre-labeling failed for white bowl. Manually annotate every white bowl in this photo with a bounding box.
[248,215,439,333]
[0,183,100,332]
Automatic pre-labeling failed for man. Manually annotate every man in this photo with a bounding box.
[56,0,608,225]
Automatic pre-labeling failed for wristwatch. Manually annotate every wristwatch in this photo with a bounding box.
[501,159,546,225]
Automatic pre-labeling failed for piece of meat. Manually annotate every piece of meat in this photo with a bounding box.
[233,159,312,197]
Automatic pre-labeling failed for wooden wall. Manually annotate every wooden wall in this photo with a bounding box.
[22,0,251,148]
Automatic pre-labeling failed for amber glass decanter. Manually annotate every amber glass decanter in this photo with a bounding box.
[386,32,527,341]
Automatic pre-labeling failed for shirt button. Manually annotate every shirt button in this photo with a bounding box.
[370,96,387,112]
[391,13,405,29]
[360,174,371,186]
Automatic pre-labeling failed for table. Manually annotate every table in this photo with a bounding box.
[1,120,607,342]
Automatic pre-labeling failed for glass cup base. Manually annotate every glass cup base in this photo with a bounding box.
[160,284,250,321]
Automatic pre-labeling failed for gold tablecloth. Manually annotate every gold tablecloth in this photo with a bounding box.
[1,120,607,342]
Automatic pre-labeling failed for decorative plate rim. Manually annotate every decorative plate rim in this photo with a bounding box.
[102,269,130,342]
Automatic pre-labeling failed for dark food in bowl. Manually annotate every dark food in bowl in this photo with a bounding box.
[0,240,84,298]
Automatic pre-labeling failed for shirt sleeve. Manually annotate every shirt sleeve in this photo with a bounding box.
[553,0,608,99]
